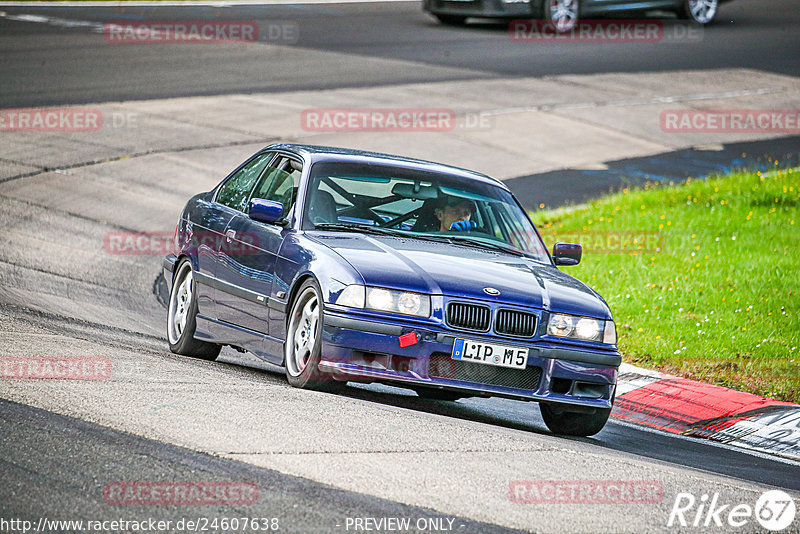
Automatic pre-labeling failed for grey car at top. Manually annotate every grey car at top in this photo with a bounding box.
[423,0,728,29]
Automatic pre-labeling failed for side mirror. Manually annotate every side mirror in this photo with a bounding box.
[249,199,285,225]
[553,242,582,266]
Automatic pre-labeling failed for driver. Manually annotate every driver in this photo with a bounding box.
[435,196,477,232]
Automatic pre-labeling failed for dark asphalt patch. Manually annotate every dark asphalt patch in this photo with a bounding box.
[507,135,800,209]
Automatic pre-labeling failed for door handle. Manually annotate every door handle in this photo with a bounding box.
[225,229,236,243]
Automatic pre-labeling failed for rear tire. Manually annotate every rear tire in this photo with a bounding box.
[540,403,610,436]
[284,279,342,392]
[435,14,467,26]
[167,260,221,361]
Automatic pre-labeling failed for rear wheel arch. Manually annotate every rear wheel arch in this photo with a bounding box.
[171,253,193,283]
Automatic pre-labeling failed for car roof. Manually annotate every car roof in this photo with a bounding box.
[266,143,508,190]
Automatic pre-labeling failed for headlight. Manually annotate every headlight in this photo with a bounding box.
[548,314,615,344]
[548,314,575,337]
[367,287,430,317]
[396,292,422,315]
[335,285,431,318]
[367,287,393,310]
[575,318,601,340]
[336,285,365,308]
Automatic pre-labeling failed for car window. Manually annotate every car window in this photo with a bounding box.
[249,156,303,218]
[491,202,542,251]
[305,162,550,262]
[216,152,275,212]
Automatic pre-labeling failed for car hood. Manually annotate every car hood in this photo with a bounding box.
[310,233,611,319]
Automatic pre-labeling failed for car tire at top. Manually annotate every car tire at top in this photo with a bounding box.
[542,0,580,32]
[678,0,718,24]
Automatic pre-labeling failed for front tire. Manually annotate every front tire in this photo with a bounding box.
[678,0,718,24]
[540,403,611,437]
[167,260,221,360]
[542,0,580,32]
[284,279,342,392]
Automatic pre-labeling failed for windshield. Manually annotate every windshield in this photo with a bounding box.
[303,161,550,262]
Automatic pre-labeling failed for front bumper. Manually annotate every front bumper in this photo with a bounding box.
[320,309,619,410]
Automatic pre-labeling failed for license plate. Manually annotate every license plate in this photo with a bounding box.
[451,338,528,370]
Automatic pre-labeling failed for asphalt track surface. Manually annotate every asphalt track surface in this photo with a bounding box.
[1,2,800,533]
[0,397,519,534]
[0,0,799,106]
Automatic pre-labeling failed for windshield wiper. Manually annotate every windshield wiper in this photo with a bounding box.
[314,224,527,257]
[440,236,526,257]
[313,223,409,237]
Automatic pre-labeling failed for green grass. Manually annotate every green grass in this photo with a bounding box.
[534,166,799,403]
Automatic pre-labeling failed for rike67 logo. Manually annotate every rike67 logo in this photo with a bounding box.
[668,490,796,531]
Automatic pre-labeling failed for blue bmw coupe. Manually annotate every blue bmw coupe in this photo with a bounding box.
[164,144,620,436]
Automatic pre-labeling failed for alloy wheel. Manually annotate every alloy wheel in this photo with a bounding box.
[168,263,193,345]
[286,287,320,377]
[548,0,579,32]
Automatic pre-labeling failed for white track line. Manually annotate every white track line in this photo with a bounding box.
[1,12,105,30]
